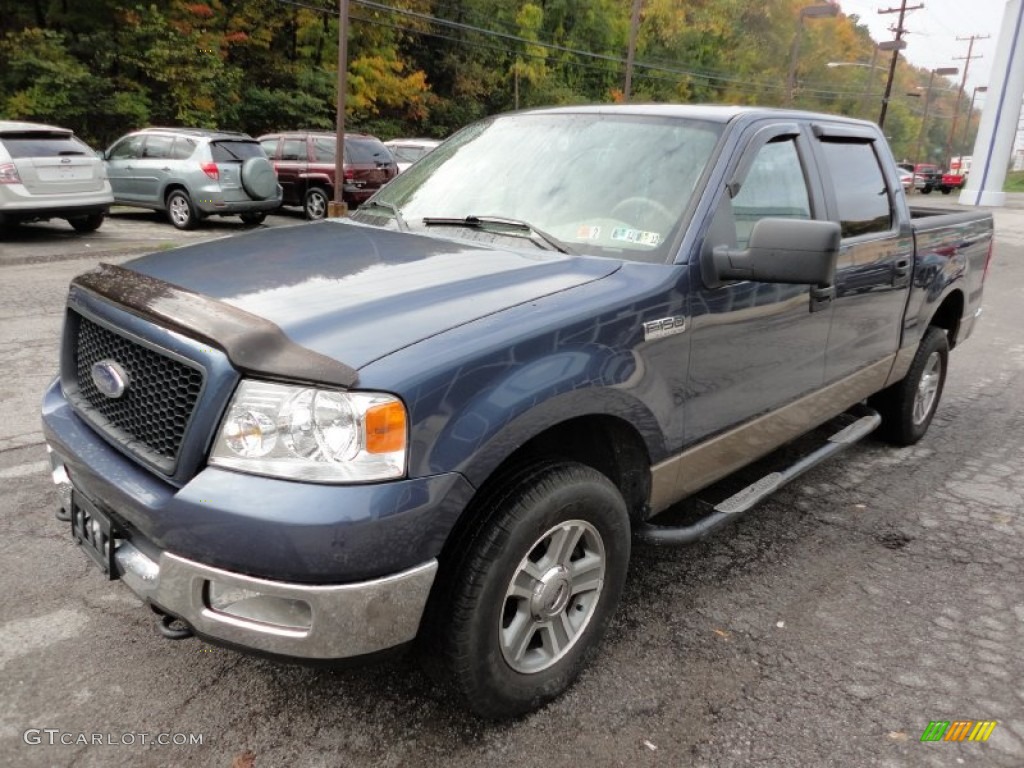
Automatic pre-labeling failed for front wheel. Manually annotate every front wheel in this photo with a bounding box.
[166,190,198,230]
[423,462,630,719]
[871,326,949,445]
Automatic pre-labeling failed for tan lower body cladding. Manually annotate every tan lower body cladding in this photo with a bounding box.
[648,351,913,515]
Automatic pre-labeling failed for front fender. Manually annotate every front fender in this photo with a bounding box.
[406,342,666,486]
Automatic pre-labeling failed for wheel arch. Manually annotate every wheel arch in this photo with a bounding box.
[458,407,657,524]
[162,183,189,209]
[928,287,964,349]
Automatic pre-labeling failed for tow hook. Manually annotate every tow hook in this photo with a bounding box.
[157,613,195,641]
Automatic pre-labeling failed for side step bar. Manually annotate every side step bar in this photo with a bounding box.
[635,408,882,546]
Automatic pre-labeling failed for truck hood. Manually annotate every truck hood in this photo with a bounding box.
[125,221,621,369]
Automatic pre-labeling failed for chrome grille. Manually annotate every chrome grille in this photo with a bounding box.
[70,313,204,474]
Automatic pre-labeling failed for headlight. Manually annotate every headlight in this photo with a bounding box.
[209,380,407,482]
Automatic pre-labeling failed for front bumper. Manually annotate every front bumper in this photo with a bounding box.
[119,541,436,659]
[47,436,443,660]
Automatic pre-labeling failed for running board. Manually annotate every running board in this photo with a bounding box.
[635,408,882,546]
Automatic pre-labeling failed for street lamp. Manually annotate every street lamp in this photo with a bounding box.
[960,86,988,155]
[786,2,839,105]
[827,40,901,118]
[913,67,960,171]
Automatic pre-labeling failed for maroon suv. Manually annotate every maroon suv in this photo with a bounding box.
[258,131,398,219]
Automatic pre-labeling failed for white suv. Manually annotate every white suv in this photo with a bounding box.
[0,121,113,232]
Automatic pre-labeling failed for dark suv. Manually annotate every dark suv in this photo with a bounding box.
[257,131,398,219]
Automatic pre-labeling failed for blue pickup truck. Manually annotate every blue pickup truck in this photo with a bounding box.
[42,106,992,718]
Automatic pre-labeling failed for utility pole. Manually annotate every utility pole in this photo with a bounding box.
[878,1,924,128]
[623,0,642,101]
[946,34,990,168]
[330,0,350,218]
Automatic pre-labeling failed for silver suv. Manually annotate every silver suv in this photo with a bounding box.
[0,121,113,233]
[104,128,282,229]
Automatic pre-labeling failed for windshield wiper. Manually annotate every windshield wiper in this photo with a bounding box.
[421,215,574,254]
[362,200,408,231]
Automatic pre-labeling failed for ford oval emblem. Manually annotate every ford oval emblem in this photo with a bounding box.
[90,360,129,399]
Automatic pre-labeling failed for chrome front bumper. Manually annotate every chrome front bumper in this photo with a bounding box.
[116,543,437,659]
[49,448,438,660]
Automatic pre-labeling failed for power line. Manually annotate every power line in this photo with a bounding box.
[264,0,888,101]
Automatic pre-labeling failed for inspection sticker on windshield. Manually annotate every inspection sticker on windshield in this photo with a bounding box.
[576,225,602,240]
[611,227,660,246]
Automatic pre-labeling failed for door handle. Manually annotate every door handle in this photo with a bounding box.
[160,167,171,172]
[893,257,912,286]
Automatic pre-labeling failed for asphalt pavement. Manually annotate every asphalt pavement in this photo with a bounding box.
[0,200,1022,767]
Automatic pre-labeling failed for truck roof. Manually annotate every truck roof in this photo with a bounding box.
[518,103,876,127]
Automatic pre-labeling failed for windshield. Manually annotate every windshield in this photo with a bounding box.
[352,113,723,263]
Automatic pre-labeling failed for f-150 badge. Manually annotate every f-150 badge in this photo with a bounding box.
[643,316,687,340]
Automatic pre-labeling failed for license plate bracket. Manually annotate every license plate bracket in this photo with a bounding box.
[70,492,120,580]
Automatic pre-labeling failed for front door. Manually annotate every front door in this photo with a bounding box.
[685,124,832,444]
[105,135,144,202]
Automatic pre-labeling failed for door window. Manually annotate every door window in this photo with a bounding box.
[141,135,173,159]
[311,137,335,162]
[108,136,143,160]
[259,138,279,158]
[281,139,306,162]
[820,141,893,238]
[730,138,811,248]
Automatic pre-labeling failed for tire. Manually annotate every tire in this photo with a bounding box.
[240,156,277,200]
[166,190,198,230]
[871,326,949,446]
[422,461,631,719]
[304,187,329,220]
[239,211,267,226]
[68,213,104,232]
[941,187,952,195]
[920,187,932,195]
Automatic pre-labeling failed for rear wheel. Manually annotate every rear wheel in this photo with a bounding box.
[422,461,630,719]
[304,187,328,220]
[239,211,267,226]
[166,190,198,230]
[872,326,949,445]
[69,213,104,232]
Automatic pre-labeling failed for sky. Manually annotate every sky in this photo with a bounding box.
[834,0,1010,99]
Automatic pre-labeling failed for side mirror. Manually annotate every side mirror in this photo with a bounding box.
[705,218,841,288]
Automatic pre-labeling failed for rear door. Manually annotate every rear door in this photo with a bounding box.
[210,139,264,202]
[809,124,910,383]
[0,130,105,197]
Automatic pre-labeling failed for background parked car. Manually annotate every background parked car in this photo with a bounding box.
[383,138,441,173]
[103,128,281,230]
[913,163,943,194]
[258,131,398,219]
[898,168,914,191]
[0,120,112,233]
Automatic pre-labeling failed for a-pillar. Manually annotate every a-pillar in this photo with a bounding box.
[960,0,1024,206]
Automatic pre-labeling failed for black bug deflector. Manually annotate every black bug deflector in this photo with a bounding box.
[71,263,359,388]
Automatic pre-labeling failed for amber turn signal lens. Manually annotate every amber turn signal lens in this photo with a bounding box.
[364,401,407,454]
